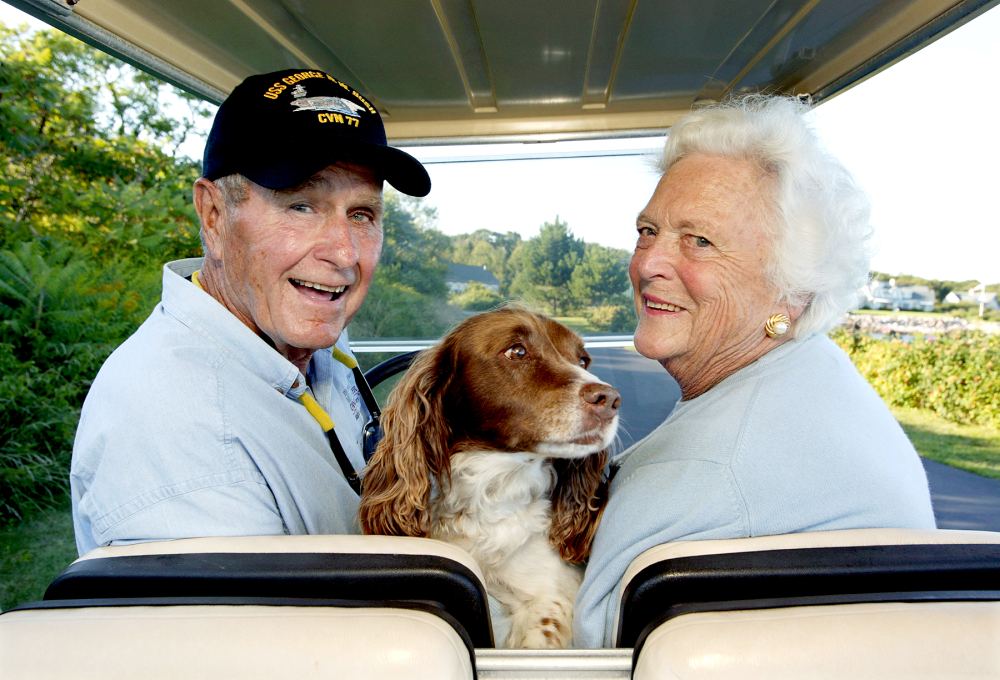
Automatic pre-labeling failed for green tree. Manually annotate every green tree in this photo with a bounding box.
[509,217,584,315]
[449,229,522,294]
[0,25,208,523]
[0,26,207,262]
[569,243,630,308]
[377,193,448,298]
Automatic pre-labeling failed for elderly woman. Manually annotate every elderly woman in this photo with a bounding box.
[573,95,935,648]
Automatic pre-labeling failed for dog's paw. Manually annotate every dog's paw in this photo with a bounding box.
[507,614,572,649]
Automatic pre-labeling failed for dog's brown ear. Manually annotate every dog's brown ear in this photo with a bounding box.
[549,451,609,564]
[359,347,453,537]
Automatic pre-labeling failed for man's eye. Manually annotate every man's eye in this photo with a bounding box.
[350,211,374,223]
[290,203,313,213]
[636,226,656,247]
[694,235,712,247]
[504,343,528,360]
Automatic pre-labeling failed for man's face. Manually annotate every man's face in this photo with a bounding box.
[202,162,383,368]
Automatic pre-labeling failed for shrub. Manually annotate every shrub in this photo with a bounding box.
[832,329,1000,429]
[450,282,505,311]
[586,304,635,333]
[0,343,80,522]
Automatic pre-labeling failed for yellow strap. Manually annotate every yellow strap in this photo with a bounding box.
[191,268,353,433]
[332,346,358,369]
[299,391,335,432]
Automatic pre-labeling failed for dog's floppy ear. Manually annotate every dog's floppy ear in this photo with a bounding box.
[359,346,453,537]
[548,450,609,564]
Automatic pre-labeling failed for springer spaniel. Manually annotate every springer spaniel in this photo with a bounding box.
[359,307,620,648]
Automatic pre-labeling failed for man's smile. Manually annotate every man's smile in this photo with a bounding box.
[290,278,348,302]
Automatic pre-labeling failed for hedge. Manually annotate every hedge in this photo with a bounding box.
[832,328,1000,429]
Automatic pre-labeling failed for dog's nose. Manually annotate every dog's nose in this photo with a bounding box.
[580,382,621,420]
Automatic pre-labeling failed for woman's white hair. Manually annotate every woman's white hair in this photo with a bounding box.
[660,94,872,339]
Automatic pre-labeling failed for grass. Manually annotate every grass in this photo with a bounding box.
[1,408,997,612]
[0,503,76,612]
[553,316,594,334]
[893,406,1000,479]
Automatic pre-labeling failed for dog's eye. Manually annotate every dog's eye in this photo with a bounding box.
[504,343,528,360]
[579,354,591,369]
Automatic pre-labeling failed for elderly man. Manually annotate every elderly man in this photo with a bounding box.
[71,69,430,555]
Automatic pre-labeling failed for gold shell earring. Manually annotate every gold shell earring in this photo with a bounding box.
[764,313,790,338]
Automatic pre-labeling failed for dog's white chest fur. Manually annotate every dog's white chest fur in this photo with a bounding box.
[429,451,581,648]
[430,452,553,565]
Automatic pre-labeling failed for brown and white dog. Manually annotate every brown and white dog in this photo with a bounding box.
[359,306,620,648]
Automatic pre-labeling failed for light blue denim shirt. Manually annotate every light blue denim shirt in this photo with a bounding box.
[71,258,370,555]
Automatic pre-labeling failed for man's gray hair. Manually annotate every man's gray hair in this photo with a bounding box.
[659,95,872,339]
[198,174,251,252]
[213,173,251,211]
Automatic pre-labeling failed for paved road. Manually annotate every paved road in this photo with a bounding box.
[588,347,1000,532]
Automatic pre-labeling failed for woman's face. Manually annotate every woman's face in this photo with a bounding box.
[629,153,786,398]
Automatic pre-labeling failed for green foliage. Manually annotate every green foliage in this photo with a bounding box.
[586,304,635,333]
[509,217,585,315]
[351,270,459,339]
[0,25,204,523]
[570,244,630,307]
[450,281,505,311]
[0,25,205,263]
[378,193,448,298]
[448,229,522,294]
[832,329,1000,429]
[450,224,631,317]
[0,343,79,522]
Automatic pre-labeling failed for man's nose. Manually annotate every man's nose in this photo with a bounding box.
[314,217,359,266]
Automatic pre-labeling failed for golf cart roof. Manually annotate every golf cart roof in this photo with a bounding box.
[8,0,998,144]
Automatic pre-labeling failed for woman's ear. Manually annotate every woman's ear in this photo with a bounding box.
[193,178,225,258]
[787,292,814,323]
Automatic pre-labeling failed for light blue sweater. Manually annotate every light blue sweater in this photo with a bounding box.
[573,333,936,647]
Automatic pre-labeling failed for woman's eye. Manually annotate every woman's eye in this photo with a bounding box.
[694,235,712,247]
[504,343,528,360]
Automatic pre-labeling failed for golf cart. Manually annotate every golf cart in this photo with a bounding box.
[2,0,999,677]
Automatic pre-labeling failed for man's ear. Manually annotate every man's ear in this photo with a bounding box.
[193,178,226,259]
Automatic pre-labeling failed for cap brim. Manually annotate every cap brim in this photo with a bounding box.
[241,141,431,197]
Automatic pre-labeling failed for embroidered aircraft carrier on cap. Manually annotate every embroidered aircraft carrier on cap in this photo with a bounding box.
[203,68,430,197]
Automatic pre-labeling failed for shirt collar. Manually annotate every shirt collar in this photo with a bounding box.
[162,257,304,397]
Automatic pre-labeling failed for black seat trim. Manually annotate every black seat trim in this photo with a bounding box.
[43,551,494,648]
[618,543,1000,649]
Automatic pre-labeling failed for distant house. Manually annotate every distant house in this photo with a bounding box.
[445,262,500,294]
[945,283,999,311]
[858,280,935,312]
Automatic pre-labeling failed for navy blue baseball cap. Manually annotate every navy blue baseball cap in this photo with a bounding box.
[203,69,430,197]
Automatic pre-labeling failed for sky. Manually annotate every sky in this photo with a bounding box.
[2,2,997,285]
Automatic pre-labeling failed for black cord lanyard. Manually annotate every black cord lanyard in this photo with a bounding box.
[299,352,382,496]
